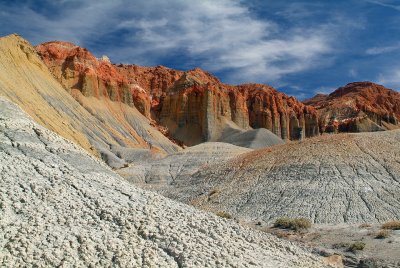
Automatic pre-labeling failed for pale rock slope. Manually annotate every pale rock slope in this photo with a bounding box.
[150,131,400,224]
[119,142,252,193]
[0,34,179,168]
[0,97,326,267]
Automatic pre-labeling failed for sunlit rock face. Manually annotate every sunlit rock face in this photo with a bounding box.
[304,82,400,133]
[37,41,319,147]
[158,69,319,145]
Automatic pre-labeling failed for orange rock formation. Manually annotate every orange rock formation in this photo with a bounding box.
[36,41,320,145]
[304,82,400,133]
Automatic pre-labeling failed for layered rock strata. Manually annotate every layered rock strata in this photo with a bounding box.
[158,69,319,145]
[36,42,319,146]
[0,34,179,168]
[151,130,400,224]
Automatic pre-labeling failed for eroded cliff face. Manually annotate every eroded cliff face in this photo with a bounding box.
[36,42,319,146]
[36,42,152,117]
[238,84,319,140]
[158,69,319,145]
[34,40,180,165]
[304,82,400,133]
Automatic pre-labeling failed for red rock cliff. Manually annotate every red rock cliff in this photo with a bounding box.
[158,68,319,144]
[36,42,319,146]
[115,64,183,119]
[304,82,400,133]
[36,42,152,117]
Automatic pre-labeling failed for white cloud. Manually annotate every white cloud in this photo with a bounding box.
[110,0,337,83]
[0,0,350,84]
[366,43,400,55]
[348,68,358,78]
[275,2,320,20]
[365,0,400,11]
[0,1,122,45]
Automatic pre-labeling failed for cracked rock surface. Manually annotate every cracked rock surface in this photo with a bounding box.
[145,131,400,224]
[0,97,326,267]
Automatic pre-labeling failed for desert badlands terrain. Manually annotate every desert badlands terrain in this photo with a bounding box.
[1,33,400,267]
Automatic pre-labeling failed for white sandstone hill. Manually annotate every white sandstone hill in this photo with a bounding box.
[0,97,326,267]
[163,130,400,224]
[128,130,400,224]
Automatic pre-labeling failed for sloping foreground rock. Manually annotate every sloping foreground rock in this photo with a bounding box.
[153,131,400,224]
[0,34,179,168]
[0,97,326,267]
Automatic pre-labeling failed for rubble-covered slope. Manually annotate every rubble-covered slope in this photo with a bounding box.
[0,97,326,267]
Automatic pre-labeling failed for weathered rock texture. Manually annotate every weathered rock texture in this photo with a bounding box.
[157,69,319,145]
[115,64,183,119]
[36,42,151,117]
[0,97,326,267]
[0,34,179,168]
[304,82,400,133]
[36,42,319,147]
[130,130,400,224]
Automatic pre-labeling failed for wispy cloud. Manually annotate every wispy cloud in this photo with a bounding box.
[0,0,341,84]
[0,1,121,45]
[348,68,358,78]
[111,0,342,83]
[275,2,321,20]
[366,43,400,55]
[365,0,400,11]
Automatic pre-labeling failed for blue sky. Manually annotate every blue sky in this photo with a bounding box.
[1,0,400,99]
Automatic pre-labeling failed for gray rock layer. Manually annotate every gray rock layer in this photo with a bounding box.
[141,131,400,224]
[217,125,285,149]
[0,97,325,267]
[119,142,252,192]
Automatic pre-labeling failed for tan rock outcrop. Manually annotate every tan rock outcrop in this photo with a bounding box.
[36,41,153,117]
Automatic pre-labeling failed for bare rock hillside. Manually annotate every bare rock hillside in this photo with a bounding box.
[131,131,400,224]
[0,97,327,267]
[0,34,179,168]
[36,42,319,146]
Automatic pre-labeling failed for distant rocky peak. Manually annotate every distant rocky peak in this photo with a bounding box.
[305,81,400,133]
[329,81,390,98]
